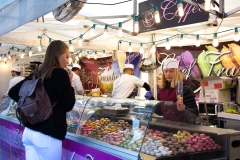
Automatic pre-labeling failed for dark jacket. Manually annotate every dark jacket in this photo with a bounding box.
[8,68,75,140]
[155,81,198,123]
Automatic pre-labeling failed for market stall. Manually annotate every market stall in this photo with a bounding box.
[1,0,240,159]
[1,96,240,160]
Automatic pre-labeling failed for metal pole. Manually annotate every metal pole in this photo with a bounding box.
[133,0,137,33]
[219,0,225,18]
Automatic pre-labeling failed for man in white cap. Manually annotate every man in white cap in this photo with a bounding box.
[71,64,84,95]
[7,66,24,92]
[112,64,152,98]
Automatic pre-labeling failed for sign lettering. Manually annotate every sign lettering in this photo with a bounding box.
[139,0,209,33]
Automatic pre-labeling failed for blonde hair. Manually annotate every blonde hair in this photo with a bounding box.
[159,68,185,88]
[40,40,69,81]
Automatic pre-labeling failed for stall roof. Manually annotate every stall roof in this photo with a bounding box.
[0,0,240,58]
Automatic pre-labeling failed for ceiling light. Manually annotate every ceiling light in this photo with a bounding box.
[154,5,160,23]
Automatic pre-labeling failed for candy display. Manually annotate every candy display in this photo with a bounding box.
[185,133,221,151]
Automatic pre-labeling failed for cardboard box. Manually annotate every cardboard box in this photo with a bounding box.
[203,77,232,89]
[199,89,231,103]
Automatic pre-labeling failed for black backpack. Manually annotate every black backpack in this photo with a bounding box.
[16,67,57,125]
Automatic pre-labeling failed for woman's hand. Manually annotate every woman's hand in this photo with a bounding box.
[176,100,185,111]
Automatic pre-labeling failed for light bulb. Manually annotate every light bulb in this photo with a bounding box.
[29,50,32,57]
[78,39,83,47]
[177,3,184,17]
[79,53,82,57]
[70,44,74,52]
[178,38,183,47]
[154,11,160,23]
[87,54,90,59]
[118,28,123,37]
[4,57,6,61]
[234,32,240,42]
[38,46,41,52]
[165,39,171,50]
[90,28,95,36]
[21,54,24,58]
[94,54,97,59]
[103,53,105,56]
[139,47,144,54]
[102,50,106,56]
[205,0,211,11]
[151,45,156,53]
[134,21,139,33]
[128,46,132,52]
[154,5,160,23]
[75,56,79,61]
[212,38,218,47]
[103,30,108,38]
[196,39,200,47]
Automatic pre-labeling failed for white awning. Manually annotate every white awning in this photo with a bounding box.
[0,0,67,36]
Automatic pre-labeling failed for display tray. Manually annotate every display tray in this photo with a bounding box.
[141,149,225,160]
[102,108,129,116]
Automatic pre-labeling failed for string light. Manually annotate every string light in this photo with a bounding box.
[234,28,240,42]
[78,35,83,47]
[8,51,11,59]
[205,0,211,11]
[177,0,184,17]
[212,33,218,47]
[38,36,42,52]
[75,55,79,61]
[69,40,74,52]
[196,34,200,47]
[87,51,90,59]
[178,34,183,47]
[165,38,171,50]
[128,42,132,52]
[118,22,123,37]
[4,54,6,62]
[139,43,144,54]
[29,47,32,57]
[94,52,97,59]
[134,16,139,33]
[21,50,25,59]
[90,24,96,36]
[151,42,156,53]
[48,38,52,44]
[102,50,106,56]
[153,5,160,23]
[103,25,108,38]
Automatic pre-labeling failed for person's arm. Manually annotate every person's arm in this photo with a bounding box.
[182,84,198,115]
[52,69,75,112]
[75,76,84,95]
[8,77,31,102]
[133,76,150,91]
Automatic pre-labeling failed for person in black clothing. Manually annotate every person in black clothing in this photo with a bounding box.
[8,40,75,160]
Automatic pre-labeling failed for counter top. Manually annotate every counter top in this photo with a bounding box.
[218,112,240,120]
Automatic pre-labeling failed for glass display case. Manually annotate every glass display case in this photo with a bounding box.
[67,96,159,159]
[67,96,240,160]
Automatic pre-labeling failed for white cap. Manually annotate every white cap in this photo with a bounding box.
[72,64,81,69]
[12,66,21,72]
[124,64,134,69]
[163,58,179,69]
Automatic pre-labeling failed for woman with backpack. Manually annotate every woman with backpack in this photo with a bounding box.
[8,40,76,160]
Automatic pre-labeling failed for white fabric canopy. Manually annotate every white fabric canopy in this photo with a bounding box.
[0,0,67,36]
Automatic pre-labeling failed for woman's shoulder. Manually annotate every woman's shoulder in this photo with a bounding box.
[52,68,68,75]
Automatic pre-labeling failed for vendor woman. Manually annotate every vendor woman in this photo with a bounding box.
[154,58,198,123]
